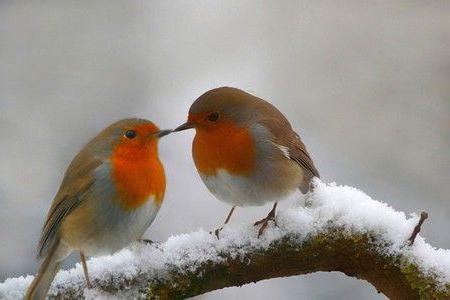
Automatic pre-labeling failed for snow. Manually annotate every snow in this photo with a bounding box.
[1,180,449,299]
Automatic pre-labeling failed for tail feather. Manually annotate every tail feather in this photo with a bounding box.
[25,240,67,300]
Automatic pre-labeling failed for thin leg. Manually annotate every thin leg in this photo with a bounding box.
[80,251,92,288]
[214,206,236,239]
[254,202,278,237]
[224,206,236,225]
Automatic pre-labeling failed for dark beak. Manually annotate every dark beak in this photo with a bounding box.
[155,129,173,138]
[174,121,194,132]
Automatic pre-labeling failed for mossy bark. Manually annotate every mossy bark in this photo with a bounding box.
[146,229,449,300]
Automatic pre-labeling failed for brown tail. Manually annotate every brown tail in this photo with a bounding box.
[24,240,66,300]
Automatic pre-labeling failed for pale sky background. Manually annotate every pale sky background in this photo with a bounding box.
[0,1,449,299]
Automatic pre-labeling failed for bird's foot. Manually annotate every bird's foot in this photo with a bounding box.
[210,227,223,239]
[254,211,277,237]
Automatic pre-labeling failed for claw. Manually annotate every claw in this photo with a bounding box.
[210,206,236,240]
[214,228,222,239]
[209,227,223,239]
[254,202,278,237]
[255,215,276,237]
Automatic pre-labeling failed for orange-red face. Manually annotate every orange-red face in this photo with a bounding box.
[119,123,160,148]
[174,110,222,133]
[175,111,256,176]
[111,123,169,209]
[112,123,172,160]
[188,111,221,129]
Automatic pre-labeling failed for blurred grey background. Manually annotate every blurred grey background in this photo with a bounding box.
[0,1,449,299]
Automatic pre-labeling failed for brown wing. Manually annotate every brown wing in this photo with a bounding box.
[234,89,319,179]
[286,131,320,179]
[260,118,320,193]
[38,150,102,258]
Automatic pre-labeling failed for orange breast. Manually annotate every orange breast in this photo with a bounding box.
[193,121,255,176]
[111,144,165,210]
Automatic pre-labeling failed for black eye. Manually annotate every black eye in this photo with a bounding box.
[207,112,220,122]
[124,130,137,139]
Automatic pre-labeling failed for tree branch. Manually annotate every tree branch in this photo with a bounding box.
[1,182,449,300]
[46,227,450,300]
[146,228,450,300]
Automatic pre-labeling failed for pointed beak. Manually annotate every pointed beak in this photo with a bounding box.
[174,121,194,132]
[154,129,173,138]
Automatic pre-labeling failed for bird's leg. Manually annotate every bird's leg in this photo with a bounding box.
[214,206,236,239]
[80,251,92,288]
[254,202,278,237]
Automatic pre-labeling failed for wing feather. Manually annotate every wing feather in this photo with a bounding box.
[37,150,102,258]
[259,118,320,192]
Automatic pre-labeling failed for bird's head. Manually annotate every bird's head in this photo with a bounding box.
[174,87,257,134]
[96,119,172,160]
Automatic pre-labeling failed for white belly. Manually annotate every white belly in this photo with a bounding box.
[80,197,160,256]
[200,169,290,207]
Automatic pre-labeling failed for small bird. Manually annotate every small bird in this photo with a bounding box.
[175,87,319,237]
[25,119,171,300]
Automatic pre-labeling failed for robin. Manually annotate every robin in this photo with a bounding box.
[174,87,319,237]
[25,119,171,300]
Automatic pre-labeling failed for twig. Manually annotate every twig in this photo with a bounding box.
[408,211,428,246]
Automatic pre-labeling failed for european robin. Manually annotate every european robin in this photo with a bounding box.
[25,119,171,300]
[174,87,319,237]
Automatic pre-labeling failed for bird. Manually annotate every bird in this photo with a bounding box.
[174,87,319,237]
[25,118,172,300]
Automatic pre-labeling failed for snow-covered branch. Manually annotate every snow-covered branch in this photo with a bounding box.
[1,181,449,299]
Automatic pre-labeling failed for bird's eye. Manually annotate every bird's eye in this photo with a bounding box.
[207,112,220,122]
[124,130,137,139]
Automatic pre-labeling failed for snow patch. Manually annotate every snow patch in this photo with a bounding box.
[1,180,449,299]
